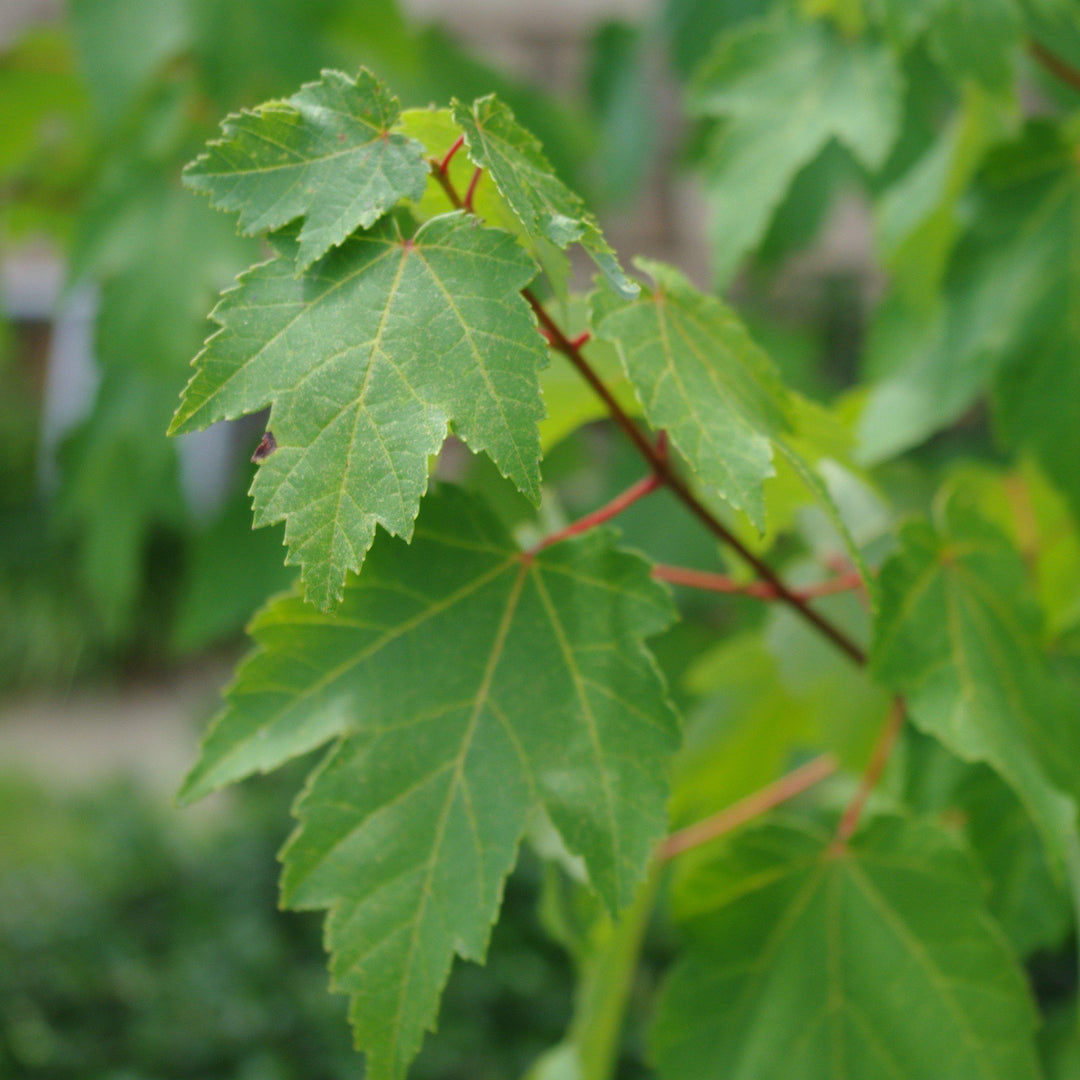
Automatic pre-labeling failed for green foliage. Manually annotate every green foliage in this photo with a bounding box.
[690,10,904,284]
[0,772,584,1079]
[872,494,1078,867]
[653,815,1042,1079]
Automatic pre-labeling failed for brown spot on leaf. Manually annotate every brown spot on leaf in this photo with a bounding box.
[252,431,277,463]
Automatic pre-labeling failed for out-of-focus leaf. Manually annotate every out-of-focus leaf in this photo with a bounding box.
[872,493,1079,869]
[68,0,192,123]
[661,0,770,78]
[653,815,1041,1080]
[897,732,1072,957]
[870,0,1023,91]
[691,11,903,284]
[170,488,296,654]
[877,83,1015,306]
[585,21,656,204]
[860,121,1080,518]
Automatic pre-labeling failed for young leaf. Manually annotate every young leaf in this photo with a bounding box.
[652,815,1041,1080]
[859,121,1080,488]
[183,486,679,1079]
[183,68,429,272]
[870,0,1022,91]
[872,495,1078,869]
[169,213,548,610]
[592,259,788,532]
[592,258,866,579]
[450,94,639,298]
[691,11,903,284]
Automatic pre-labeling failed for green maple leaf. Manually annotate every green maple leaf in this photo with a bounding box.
[652,815,1041,1080]
[872,494,1078,869]
[870,0,1022,91]
[169,212,548,610]
[860,120,1080,502]
[183,68,429,272]
[592,260,867,578]
[691,11,903,284]
[181,486,680,1080]
[450,94,639,298]
[592,258,789,532]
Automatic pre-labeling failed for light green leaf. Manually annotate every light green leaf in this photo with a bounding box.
[170,212,548,610]
[877,83,1015,306]
[691,11,903,284]
[592,259,788,532]
[653,815,1041,1080]
[450,94,638,298]
[184,68,429,272]
[183,487,679,1079]
[872,495,1078,868]
[870,0,1023,92]
[592,259,867,579]
[860,120,1080,477]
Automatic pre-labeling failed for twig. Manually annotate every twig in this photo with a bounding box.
[654,565,864,602]
[436,135,465,174]
[429,159,868,667]
[1029,41,1080,96]
[530,473,661,554]
[832,698,907,850]
[464,167,483,211]
[660,755,838,860]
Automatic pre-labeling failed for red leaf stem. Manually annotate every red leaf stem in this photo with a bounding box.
[436,135,465,174]
[463,167,482,211]
[653,565,864,601]
[530,473,661,555]
[427,155,868,667]
[659,755,839,860]
[831,698,907,851]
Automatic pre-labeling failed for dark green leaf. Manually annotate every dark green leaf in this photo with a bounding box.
[183,487,679,1079]
[184,68,429,271]
[170,213,547,610]
[653,816,1041,1080]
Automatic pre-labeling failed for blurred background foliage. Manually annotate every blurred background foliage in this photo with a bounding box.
[4,0,1080,1076]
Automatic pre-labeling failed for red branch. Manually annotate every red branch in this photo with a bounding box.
[660,755,838,860]
[654,565,864,602]
[1029,41,1080,95]
[427,154,868,667]
[464,167,483,211]
[531,474,661,554]
[437,135,465,174]
[832,698,907,851]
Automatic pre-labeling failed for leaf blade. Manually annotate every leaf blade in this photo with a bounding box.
[183,68,429,271]
[184,488,680,1079]
[170,212,547,609]
[653,816,1041,1080]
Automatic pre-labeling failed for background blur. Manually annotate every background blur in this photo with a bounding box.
[0,0,922,1075]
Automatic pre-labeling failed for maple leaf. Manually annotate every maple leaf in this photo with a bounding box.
[170,213,548,609]
[181,487,680,1080]
[184,67,429,272]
